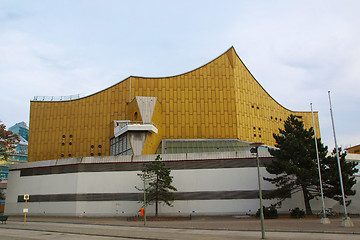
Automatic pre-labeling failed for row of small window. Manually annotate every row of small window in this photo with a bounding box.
[90,153,102,156]
[62,135,73,138]
[61,154,72,157]
[61,143,102,148]
[253,127,261,131]
[60,153,102,158]
[270,116,282,121]
[254,134,262,138]
[251,104,284,121]
[91,145,102,148]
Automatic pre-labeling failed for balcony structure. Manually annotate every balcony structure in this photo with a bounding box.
[114,121,158,138]
[110,96,162,156]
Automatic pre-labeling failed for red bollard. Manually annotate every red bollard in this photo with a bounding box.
[140,207,145,216]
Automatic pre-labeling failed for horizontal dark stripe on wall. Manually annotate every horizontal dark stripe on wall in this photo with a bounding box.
[19,158,273,177]
[173,190,273,200]
[18,190,273,203]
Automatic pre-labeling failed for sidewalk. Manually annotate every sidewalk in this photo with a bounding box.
[5,215,360,235]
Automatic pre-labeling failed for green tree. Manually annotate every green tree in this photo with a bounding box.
[136,155,177,217]
[322,148,358,206]
[264,114,328,215]
[0,121,20,160]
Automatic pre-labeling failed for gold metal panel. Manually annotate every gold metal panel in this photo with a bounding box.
[29,47,320,161]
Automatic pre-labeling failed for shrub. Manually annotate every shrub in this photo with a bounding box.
[256,206,278,219]
[290,207,305,218]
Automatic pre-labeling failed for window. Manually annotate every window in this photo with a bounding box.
[110,134,132,156]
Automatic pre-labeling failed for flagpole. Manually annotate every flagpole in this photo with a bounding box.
[328,91,353,227]
[310,103,329,224]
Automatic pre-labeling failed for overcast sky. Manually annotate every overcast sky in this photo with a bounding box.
[1,0,359,150]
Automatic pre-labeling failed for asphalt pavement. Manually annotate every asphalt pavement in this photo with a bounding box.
[0,215,359,239]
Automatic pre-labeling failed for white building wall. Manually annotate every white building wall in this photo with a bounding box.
[73,168,279,217]
[5,154,359,217]
[76,171,140,194]
[4,167,292,216]
[172,168,274,192]
[5,170,79,216]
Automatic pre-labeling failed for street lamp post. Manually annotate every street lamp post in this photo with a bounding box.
[311,103,330,224]
[328,91,353,227]
[250,142,265,239]
[142,166,147,226]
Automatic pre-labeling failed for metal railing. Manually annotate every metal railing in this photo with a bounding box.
[33,94,81,101]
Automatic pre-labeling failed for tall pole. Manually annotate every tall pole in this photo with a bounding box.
[257,147,265,239]
[328,91,348,220]
[24,199,27,226]
[251,142,265,239]
[310,103,329,223]
[143,170,147,226]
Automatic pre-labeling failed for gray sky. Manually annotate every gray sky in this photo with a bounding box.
[1,0,359,150]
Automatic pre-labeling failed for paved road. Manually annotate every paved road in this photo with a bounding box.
[0,227,127,240]
[0,219,359,240]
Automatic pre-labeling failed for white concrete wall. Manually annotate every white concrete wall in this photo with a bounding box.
[5,170,79,216]
[5,158,359,217]
[325,175,360,215]
[171,168,274,192]
[77,171,140,194]
[4,165,291,216]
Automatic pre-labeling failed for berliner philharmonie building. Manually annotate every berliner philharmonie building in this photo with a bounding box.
[7,47,357,217]
[27,47,320,161]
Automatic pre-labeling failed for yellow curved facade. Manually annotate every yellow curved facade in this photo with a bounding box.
[28,47,320,162]
[347,145,360,154]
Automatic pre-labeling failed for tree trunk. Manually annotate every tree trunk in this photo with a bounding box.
[302,186,312,215]
[155,175,159,217]
[155,197,158,217]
